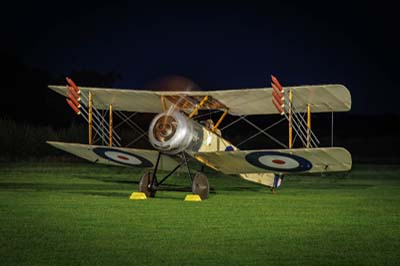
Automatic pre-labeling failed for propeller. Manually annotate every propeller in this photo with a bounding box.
[146,75,201,92]
[148,75,202,142]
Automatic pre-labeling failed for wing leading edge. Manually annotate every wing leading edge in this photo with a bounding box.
[47,141,179,171]
[193,147,352,175]
[49,84,351,115]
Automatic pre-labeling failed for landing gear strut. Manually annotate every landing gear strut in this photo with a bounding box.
[137,152,210,199]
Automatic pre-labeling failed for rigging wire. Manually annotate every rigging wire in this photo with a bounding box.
[236,117,286,147]
[241,117,288,148]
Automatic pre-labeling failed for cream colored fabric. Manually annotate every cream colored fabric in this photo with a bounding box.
[239,173,276,187]
[193,147,352,174]
[47,141,179,171]
[49,84,351,115]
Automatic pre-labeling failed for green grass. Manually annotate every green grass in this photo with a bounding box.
[0,163,399,266]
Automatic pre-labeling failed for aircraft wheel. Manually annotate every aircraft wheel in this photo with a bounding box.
[192,172,209,200]
[138,171,156,197]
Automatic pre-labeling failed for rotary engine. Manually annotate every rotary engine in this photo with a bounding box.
[148,111,204,154]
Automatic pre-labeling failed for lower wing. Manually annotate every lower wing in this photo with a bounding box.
[193,147,352,174]
[47,141,179,171]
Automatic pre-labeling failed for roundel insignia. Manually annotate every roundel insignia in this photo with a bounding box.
[245,151,312,172]
[93,148,153,167]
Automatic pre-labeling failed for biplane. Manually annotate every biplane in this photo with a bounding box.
[47,76,352,199]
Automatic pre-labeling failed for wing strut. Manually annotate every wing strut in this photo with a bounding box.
[109,104,113,147]
[289,89,293,148]
[212,108,229,133]
[189,95,209,118]
[64,77,122,147]
[271,75,320,148]
[88,91,93,145]
[135,146,211,199]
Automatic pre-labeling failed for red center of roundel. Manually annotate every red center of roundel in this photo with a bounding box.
[117,155,129,161]
[272,159,286,165]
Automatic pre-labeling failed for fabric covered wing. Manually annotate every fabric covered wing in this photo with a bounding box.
[239,173,276,187]
[200,85,351,115]
[49,85,164,113]
[47,141,179,170]
[193,147,352,174]
[48,84,351,115]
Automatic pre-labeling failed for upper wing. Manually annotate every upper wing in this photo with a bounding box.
[47,141,179,171]
[49,85,164,113]
[49,84,351,115]
[193,147,352,174]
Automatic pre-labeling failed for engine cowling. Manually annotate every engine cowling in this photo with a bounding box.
[148,111,203,154]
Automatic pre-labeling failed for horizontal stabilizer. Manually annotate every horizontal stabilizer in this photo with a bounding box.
[47,141,179,171]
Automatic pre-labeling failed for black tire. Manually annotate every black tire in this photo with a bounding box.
[192,172,209,200]
[138,171,156,198]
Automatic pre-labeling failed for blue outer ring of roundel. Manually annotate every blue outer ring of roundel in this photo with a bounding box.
[245,151,312,172]
[93,147,153,167]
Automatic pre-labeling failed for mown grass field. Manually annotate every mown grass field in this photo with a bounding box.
[0,162,399,266]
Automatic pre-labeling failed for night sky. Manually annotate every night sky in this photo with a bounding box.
[5,1,400,115]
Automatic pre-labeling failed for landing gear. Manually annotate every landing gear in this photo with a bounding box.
[192,172,209,200]
[138,171,157,198]
[137,152,210,199]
